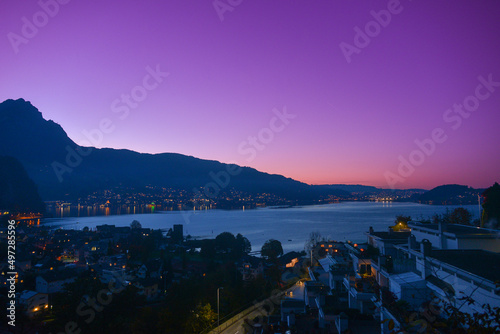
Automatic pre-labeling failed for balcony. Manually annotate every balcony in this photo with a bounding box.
[344,275,378,301]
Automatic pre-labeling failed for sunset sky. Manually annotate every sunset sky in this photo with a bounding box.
[1,0,499,189]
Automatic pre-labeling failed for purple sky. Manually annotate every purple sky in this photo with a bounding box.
[1,0,499,189]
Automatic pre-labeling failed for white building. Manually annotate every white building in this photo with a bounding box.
[408,221,500,252]
[18,290,49,316]
[36,269,77,294]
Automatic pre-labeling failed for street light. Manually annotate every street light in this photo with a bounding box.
[217,287,224,333]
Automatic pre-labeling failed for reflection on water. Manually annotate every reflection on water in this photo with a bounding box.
[46,204,163,218]
[44,202,479,253]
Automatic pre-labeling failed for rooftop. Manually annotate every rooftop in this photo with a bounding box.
[426,275,455,297]
[281,298,305,308]
[39,269,77,283]
[390,272,424,286]
[20,290,40,300]
[409,222,500,239]
[429,249,500,282]
[305,281,329,294]
[368,231,411,241]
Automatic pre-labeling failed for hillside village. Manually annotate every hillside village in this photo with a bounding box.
[1,213,500,333]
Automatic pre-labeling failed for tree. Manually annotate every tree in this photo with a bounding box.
[482,182,500,229]
[215,232,236,254]
[394,215,411,224]
[130,220,142,229]
[185,303,217,333]
[433,208,474,226]
[235,233,251,257]
[392,215,411,231]
[304,231,325,253]
[448,207,473,226]
[200,239,216,259]
[389,296,500,334]
[261,239,283,260]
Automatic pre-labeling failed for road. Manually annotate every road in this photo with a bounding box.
[211,280,306,334]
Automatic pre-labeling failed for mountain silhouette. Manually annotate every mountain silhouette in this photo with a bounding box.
[0,99,347,201]
[418,184,483,205]
[0,155,45,213]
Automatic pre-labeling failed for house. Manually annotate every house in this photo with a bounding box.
[279,251,302,268]
[321,255,350,297]
[370,225,500,333]
[134,278,160,300]
[342,241,379,314]
[36,269,77,293]
[15,252,32,272]
[304,281,328,309]
[99,254,127,269]
[280,298,305,323]
[137,259,163,279]
[18,290,49,317]
[100,268,127,285]
[32,257,64,273]
[366,227,411,257]
[318,295,349,331]
[237,255,264,281]
[408,221,500,252]
[418,246,500,315]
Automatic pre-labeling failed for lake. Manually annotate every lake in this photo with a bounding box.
[43,202,479,253]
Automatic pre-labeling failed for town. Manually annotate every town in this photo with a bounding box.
[1,206,499,333]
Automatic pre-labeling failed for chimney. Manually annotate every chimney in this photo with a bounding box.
[420,240,432,257]
[408,235,417,249]
[438,220,447,249]
[388,226,393,235]
[438,220,447,233]
[369,226,374,235]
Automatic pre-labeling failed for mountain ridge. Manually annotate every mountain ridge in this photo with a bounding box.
[1,99,490,205]
[0,99,346,201]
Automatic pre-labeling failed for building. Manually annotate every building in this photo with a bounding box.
[366,227,411,257]
[237,255,264,281]
[18,290,49,316]
[417,246,500,315]
[370,223,500,333]
[304,281,328,309]
[137,259,164,279]
[134,278,160,301]
[408,221,500,252]
[280,298,305,323]
[36,269,77,294]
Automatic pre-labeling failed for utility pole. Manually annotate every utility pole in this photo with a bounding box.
[217,287,223,333]
[478,194,482,227]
